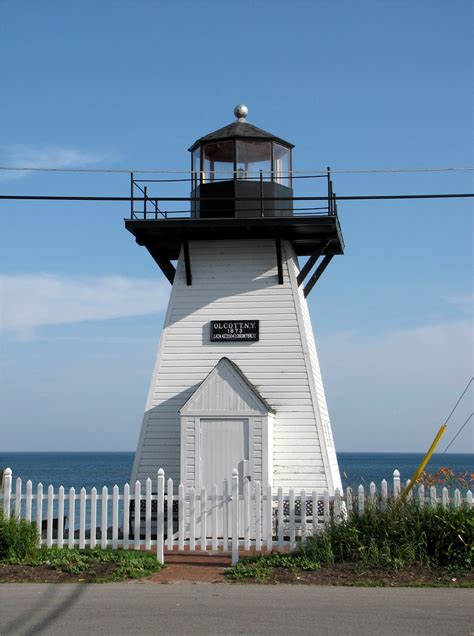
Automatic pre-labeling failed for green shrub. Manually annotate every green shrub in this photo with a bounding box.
[0,512,38,561]
[299,501,473,571]
[228,500,474,580]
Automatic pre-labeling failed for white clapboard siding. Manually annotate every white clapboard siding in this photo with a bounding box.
[131,239,341,493]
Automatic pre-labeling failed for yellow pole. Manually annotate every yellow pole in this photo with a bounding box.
[401,424,447,501]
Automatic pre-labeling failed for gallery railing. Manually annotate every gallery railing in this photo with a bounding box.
[129,168,339,220]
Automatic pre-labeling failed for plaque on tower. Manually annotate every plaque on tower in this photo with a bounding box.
[210,320,259,342]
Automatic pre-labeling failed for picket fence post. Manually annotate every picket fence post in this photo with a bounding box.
[101,486,108,550]
[430,485,437,508]
[37,483,44,544]
[442,487,449,508]
[222,479,229,552]
[133,481,140,550]
[277,487,284,551]
[80,487,87,549]
[345,487,352,514]
[90,486,97,549]
[15,477,22,519]
[68,487,75,549]
[46,485,54,548]
[79,488,87,549]
[255,481,262,552]
[381,479,388,511]
[454,489,462,509]
[334,488,341,523]
[122,484,129,550]
[418,484,425,508]
[25,480,32,523]
[167,478,174,551]
[323,490,330,527]
[393,470,400,499]
[231,468,239,565]
[145,478,152,551]
[157,469,165,563]
[212,484,218,551]
[189,487,196,551]
[200,487,207,551]
[2,468,12,518]
[312,490,319,535]
[47,485,55,547]
[58,485,65,549]
[301,490,307,540]
[289,488,296,550]
[244,478,250,551]
[265,484,272,552]
[178,483,185,551]
[467,490,473,506]
[358,484,365,514]
[111,484,119,550]
[369,482,376,506]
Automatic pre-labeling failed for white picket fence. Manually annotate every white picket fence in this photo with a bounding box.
[1,467,472,564]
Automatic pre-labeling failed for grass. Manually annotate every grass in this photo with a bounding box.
[226,552,323,581]
[0,511,163,582]
[227,500,474,582]
[1,546,164,582]
[0,511,38,561]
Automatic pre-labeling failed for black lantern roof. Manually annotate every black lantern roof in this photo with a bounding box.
[188,119,294,152]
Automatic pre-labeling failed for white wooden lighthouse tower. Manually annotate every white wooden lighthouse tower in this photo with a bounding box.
[126,106,344,497]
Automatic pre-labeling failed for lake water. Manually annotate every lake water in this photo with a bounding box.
[1,452,471,492]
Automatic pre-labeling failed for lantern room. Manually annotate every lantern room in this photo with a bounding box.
[189,105,294,219]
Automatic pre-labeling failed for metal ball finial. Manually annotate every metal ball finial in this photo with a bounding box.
[234,104,248,121]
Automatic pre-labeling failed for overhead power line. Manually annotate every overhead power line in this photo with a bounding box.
[443,377,473,428]
[442,413,473,455]
[0,165,473,175]
[440,377,474,454]
[0,193,472,203]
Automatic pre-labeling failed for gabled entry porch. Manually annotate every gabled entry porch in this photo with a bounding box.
[180,357,275,495]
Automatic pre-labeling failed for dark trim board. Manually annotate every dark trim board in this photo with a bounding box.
[183,240,192,286]
[303,254,334,297]
[296,240,332,287]
[126,215,344,261]
[275,238,283,284]
[148,250,176,284]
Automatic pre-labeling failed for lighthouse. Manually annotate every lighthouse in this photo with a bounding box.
[126,106,344,498]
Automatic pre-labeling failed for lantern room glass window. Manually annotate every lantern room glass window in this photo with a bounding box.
[236,140,272,181]
[202,141,234,182]
[273,143,291,187]
[191,139,292,187]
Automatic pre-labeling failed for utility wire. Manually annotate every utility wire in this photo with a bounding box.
[0,165,473,175]
[443,377,473,427]
[441,413,474,454]
[438,377,474,454]
[0,193,473,203]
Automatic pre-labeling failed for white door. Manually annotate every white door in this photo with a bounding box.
[199,418,249,494]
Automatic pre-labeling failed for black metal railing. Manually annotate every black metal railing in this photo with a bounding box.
[129,168,338,221]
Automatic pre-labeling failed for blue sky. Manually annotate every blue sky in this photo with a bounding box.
[0,0,472,453]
